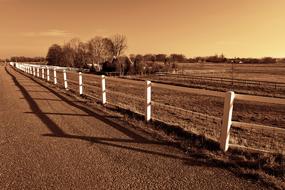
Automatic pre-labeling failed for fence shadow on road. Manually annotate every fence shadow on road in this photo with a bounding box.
[6,66,66,136]
[5,66,193,162]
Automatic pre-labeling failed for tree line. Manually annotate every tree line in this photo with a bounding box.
[46,34,127,70]
[9,56,45,62]
[5,54,284,65]
[45,34,181,75]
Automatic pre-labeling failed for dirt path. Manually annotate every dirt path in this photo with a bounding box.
[0,65,267,189]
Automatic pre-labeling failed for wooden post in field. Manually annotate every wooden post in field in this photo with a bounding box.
[63,70,68,89]
[101,75,106,105]
[42,68,45,79]
[145,80,152,122]
[46,67,50,81]
[220,91,235,152]
[53,68,57,84]
[79,72,83,95]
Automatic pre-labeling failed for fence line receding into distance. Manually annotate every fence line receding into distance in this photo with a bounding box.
[11,62,285,153]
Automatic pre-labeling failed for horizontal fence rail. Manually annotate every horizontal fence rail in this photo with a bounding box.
[11,62,285,153]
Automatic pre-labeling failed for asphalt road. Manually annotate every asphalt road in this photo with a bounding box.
[0,65,266,189]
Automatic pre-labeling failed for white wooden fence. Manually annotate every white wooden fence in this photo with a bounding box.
[11,62,285,153]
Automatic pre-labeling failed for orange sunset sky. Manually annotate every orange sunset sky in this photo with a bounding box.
[0,0,284,58]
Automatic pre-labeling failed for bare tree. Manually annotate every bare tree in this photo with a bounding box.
[88,36,105,66]
[88,36,114,71]
[46,44,62,66]
[74,42,92,68]
[101,38,114,61]
[111,34,127,57]
[67,38,81,52]
[60,44,76,67]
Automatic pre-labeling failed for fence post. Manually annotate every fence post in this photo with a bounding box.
[47,67,50,81]
[101,75,106,105]
[42,68,44,79]
[145,80,152,122]
[37,67,40,77]
[33,67,36,76]
[79,72,83,95]
[220,91,235,152]
[63,70,68,89]
[53,68,57,84]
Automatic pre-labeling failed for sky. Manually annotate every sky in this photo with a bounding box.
[0,0,284,58]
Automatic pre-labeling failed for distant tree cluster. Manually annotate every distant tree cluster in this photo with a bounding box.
[277,58,285,63]
[227,57,278,64]
[186,55,279,64]
[102,54,179,75]
[46,34,127,71]
[134,53,188,63]
[9,56,45,62]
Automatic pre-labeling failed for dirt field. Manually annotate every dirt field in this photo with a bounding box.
[122,63,285,98]
[53,69,285,154]
[178,63,285,83]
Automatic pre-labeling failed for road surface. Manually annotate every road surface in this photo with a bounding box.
[0,65,266,189]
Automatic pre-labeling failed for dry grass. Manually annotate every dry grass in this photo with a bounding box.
[178,63,285,83]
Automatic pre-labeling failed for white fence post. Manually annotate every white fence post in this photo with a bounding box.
[33,67,36,76]
[220,91,235,152]
[37,67,40,77]
[42,68,45,79]
[79,72,83,95]
[53,68,57,84]
[101,75,106,105]
[47,67,50,81]
[145,80,152,122]
[63,70,68,89]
